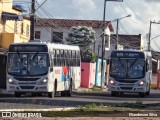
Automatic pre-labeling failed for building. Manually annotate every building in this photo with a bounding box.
[110,34,144,50]
[0,0,30,51]
[35,18,114,57]
[0,0,30,89]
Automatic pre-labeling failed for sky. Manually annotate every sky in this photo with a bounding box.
[13,0,160,51]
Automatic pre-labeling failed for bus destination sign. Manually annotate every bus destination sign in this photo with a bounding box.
[9,45,48,52]
[111,51,144,58]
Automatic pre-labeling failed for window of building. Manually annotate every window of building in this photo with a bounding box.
[35,31,41,39]
[105,35,109,48]
[52,32,63,43]
[26,24,30,37]
[21,23,24,34]
[15,21,18,34]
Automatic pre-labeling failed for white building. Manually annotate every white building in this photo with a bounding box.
[35,18,114,57]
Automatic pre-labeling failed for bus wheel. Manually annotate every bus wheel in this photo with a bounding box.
[119,92,124,96]
[48,91,54,98]
[146,85,150,95]
[54,80,57,96]
[15,92,21,97]
[61,91,66,97]
[111,91,117,96]
[66,82,72,97]
[139,92,145,97]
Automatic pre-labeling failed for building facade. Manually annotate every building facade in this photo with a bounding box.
[110,34,144,50]
[0,0,30,51]
[35,18,114,57]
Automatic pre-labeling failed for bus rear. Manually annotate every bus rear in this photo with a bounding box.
[108,50,152,97]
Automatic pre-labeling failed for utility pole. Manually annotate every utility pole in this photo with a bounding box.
[116,19,119,50]
[100,0,123,89]
[30,0,36,40]
[101,0,107,89]
[148,21,152,51]
[115,14,131,50]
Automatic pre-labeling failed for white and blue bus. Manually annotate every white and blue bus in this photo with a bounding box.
[108,50,152,97]
[7,41,81,98]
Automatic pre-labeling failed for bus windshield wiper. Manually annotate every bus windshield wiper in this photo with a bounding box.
[130,58,137,68]
[118,57,124,68]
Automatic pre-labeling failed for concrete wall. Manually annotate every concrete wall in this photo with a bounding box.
[35,26,52,42]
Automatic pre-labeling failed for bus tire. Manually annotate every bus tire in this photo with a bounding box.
[139,92,145,97]
[48,91,54,98]
[119,92,124,96]
[146,91,150,95]
[111,91,117,96]
[66,81,72,97]
[15,92,21,97]
[54,80,57,96]
[61,91,66,97]
[146,85,150,95]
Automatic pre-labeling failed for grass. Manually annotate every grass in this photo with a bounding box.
[1,102,160,117]
[80,86,103,93]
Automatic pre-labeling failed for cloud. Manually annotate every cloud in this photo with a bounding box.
[17,0,160,51]
[71,0,97,19]
[146,0,160,2]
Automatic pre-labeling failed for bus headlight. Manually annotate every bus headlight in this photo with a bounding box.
[8,78,15,84]
[39,78,48,84]
[43,79,47,83]
[109,80,115,85]
[139,81,144,86]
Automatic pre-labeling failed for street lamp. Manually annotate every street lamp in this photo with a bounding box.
[148,21,160,51]
[116,14,131,50]
[101,0,123,89]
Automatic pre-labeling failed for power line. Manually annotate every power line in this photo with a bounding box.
[124,0,148,24]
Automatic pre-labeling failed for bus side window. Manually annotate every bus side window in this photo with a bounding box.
[72,51,76,66]
[56,50,60,66]
[61,50,64,66]
[76,51,79,66]
[54,50,56,66]
[65,50,68,66]
[70,51,73,66]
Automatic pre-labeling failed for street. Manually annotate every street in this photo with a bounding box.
[0,89,160,110]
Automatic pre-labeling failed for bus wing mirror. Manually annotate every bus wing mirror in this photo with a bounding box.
[50,68,53,72]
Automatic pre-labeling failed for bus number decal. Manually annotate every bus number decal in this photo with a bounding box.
[55,70,60,74]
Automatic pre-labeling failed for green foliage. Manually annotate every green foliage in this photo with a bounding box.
[66,26,96,49]
[66,26,97,63]
[81,48,97,63]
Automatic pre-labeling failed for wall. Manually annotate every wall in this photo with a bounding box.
[35,26,52,42]
[35,25,111,56]
[91,27,111,57]
[0,0,30,48]
[1,33,14,48]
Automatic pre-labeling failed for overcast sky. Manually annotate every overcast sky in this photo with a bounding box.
[14,0,160,51]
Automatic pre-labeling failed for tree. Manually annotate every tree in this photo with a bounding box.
[66,26,96,63]
[66,26,96,50]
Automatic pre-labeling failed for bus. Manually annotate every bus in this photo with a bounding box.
[108,50,152,97]
[7,41,81,98]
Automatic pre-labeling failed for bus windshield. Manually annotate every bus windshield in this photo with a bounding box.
[8,53,49,76]
[110,58,145,79]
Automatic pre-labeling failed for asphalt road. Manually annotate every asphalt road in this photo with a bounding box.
[0,89,160,110]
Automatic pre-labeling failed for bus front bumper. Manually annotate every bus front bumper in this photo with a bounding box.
[108,85,147,93]
[7,84,49,93]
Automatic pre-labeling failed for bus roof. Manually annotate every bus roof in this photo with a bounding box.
[9,41,80,51]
